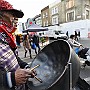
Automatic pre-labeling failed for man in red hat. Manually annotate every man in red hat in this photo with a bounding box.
[0,0,35,90]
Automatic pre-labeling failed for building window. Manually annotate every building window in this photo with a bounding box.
[67,11,74,21]
[43,21,45,26]
[46,12,48,17]
[52,6,58,15]
[86,10,89,19]
[43,13,45,18]
[52,8,54,15]
[52,16,58,25]
[46,20,48,26]
[55,7,58,14]
[66,0,74,9]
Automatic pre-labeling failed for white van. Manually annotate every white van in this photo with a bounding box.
[53,30,67,39]
[37,30,67,39]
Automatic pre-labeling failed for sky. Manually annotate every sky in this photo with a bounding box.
[6,0,59,22]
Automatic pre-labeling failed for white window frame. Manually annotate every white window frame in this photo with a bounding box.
[43,13,45,18]
[52,16,58,25]
[52,8,54,15]
[43,21,46,26]
[66,10,75,22]
[55,7,58,14]
[51,6,58,15]
[46,12,48,17]
[85,8,90,19]
[46,20,48,26]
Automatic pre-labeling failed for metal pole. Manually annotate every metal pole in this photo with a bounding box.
[68,63,73,90]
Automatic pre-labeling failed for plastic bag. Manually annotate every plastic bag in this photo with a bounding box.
[31,43,36,49]
[75,47,80,54]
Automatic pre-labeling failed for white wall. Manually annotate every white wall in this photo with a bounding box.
[47,25,60,31]
[60,20,90,38]
[38,20,90,38]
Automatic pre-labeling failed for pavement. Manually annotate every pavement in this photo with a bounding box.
[17,44,36,63]
[78,38,90,48]
[17,43,45,63]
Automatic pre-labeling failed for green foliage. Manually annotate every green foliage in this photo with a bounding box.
[40,37,46,43]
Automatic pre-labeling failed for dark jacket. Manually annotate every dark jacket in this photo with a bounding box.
[78,48,89,59]
[0,68,15,90]
[32,35,39,45]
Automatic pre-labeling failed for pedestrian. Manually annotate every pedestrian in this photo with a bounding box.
[66,31,69,39]
[78,31,80,39]
[0,0,35,90]
[16,34,21,47]
[40,37,45,46]
[77,47,90,67]
[68,34,82,49]
[23,35,32,58]
[75,31,78,41]
[32,34,41,54]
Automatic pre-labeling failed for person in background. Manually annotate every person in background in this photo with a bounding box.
[78,47,90,67]
[78,31,80,39]
[0,0,35,90]
[32,34,41,54]
[23,35,32,58]
[68,34,82,49]
[16,34,21,47]
[66,31,69,39]
[75,31,78,41]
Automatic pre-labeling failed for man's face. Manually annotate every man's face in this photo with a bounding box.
[3,12,18,28]
[12,17,18,28]
[73,36,75,40]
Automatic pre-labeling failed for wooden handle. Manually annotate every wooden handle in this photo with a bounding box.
[30,64,42,83]
[34,75,43,83]
[30,64,40,71]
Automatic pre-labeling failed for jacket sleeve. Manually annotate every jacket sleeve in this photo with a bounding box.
[68,39,81,47]
[0,69,8,87]
[17,57,28,68]
[0,69,16,89]
[14,49,28,69]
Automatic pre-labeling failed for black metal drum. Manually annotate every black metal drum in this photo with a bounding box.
[27,40,80,90]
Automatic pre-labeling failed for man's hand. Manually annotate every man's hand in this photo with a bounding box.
[15,69,35,85]
[79,44,84,49]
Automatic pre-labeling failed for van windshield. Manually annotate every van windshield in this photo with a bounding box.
[58,31,64,34]
[54,31,59,35]
[54,31,64,35]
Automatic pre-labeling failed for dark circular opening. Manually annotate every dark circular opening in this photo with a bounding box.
[27,40,80,90]
[28,40,70,90]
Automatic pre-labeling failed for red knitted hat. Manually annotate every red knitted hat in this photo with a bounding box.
[0,0,24,18]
